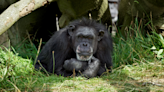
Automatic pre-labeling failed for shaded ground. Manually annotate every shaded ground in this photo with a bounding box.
[0,44,164,92]
[19,61,163,92]
[48,61,164,92]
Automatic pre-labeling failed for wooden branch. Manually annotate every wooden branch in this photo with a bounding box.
[0,0,56,36]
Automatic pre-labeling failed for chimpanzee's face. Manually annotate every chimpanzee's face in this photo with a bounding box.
[68,26,104,61]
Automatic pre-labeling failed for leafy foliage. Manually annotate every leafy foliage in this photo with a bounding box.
[0,47,33,82]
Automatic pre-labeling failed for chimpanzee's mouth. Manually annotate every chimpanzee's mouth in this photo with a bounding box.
[76,53,93,61]
[77,52,92,56]
[76,46,93,61]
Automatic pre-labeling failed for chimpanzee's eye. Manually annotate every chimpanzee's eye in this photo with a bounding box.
[88,36,93,40]
[78,35,83,39]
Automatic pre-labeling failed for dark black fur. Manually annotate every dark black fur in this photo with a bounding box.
[35,18,113,77]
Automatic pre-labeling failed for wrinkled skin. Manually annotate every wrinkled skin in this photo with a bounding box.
[69,26,104,61]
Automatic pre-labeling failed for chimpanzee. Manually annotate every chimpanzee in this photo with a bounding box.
[35,18,113,78]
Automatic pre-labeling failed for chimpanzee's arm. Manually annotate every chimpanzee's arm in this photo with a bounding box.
[82,56,100,78]
[63,57,101,78]
[63,58,88,72]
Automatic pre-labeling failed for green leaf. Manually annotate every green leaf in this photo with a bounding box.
[157,49,163,55]
[151,46,156,50]
[134,0,139,4]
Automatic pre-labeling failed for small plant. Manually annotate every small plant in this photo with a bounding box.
[14,40,38,60]
[151,46,163,59]
[149,33,164,61]
[0,47,33,80]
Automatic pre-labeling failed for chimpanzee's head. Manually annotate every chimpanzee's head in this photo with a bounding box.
[68,24,105,61]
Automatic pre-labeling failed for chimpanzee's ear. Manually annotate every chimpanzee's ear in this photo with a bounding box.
[98,30,105,41]
[68,25,75,36]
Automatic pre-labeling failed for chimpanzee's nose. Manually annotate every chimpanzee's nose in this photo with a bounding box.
[83,43,87,46]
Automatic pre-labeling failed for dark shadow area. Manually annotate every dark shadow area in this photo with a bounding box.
[8,2,62,59]
[29,2,62,47]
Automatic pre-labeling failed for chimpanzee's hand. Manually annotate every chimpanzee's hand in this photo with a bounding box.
[82,56,100,78]
[63,58,87,72]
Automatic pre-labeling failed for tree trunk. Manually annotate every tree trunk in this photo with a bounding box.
[0,0,55,36]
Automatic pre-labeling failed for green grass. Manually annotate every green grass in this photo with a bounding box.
[113,32,154,68]
[1,18,164,91]
[0,47,164,91]
[13,40,38,60]
[112,16,163,68]
[1,32,164,92]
